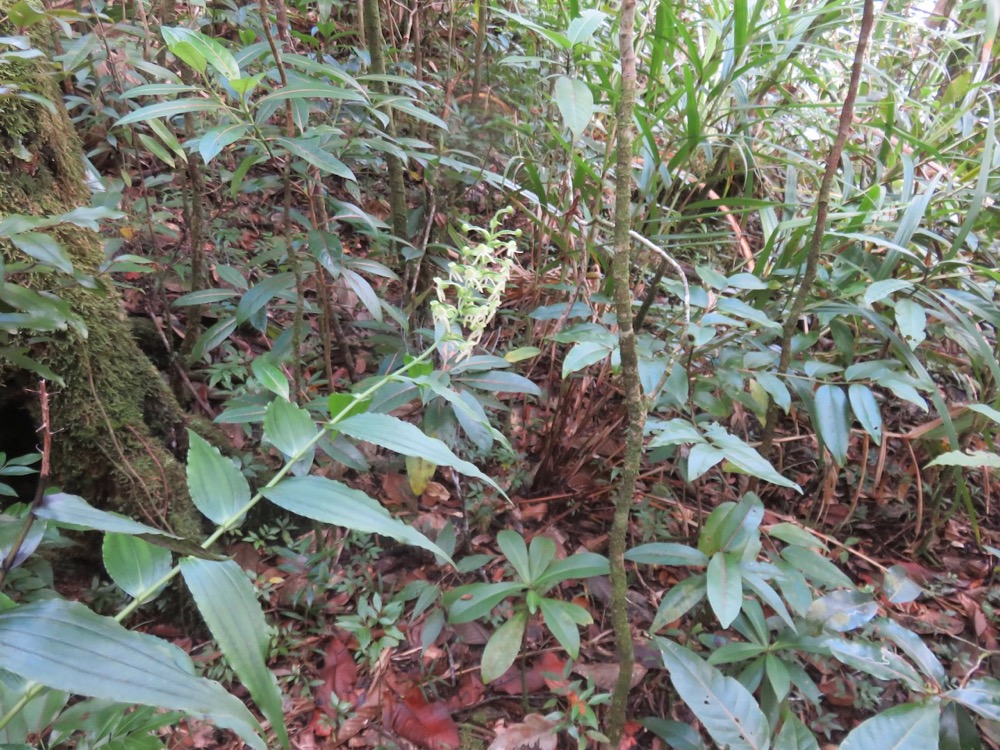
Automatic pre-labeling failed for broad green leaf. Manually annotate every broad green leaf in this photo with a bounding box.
[180,558,289,750]
[808,590,877,633]
[34,493,174,537]
[840,701,939,750]
[765,653,791,702]
[538,598,590,658]
[968,403,1000,426]
[256,82,366,106]
[262,476,452,562]
[497,530,531,583]
[939,703,982,750]
[883,565,923,605]
[766,523,825,550]
[456,370,541,396]
[642,718,707,750]
[647,418,705,447]
[947,678,1000,722]
[11,232,73,273]
[251,358,290,400]
[651,574,707,632]
[0,599,264,749]
[198,123,249,163]
[445,581,527,624]
[481,610,527,683]
[755,372,790,413]
[102,533,171,600]
[625,543,708,567]
[774,715,819,750]
[877,618,944,686]
[335,413,501,491]
[741,571,796,632]
[186,431,251,525]
[527,535,556,583]
[707,552,743,628]
[687,442,726,480]
[162,27,239,80]
[235,272,295,325]
[553,76,594,141]
[275,137,355,180]
[264,399,318,459]
[863,279,912,306]
[531,552,609,593]
[562,341,611,378]
[565,9,606,45]
[116,99,225,127]
[814,385,850,466]
[173,289,240,306]
[825,639,924,689]
[927,450,1000,469]
[657,639,770,750]
[895,298,927,350]
[705,425,800,490]
[780,546,853,589]
[849,384,883,445]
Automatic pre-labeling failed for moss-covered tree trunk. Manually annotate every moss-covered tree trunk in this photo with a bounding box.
[0,17,202,539]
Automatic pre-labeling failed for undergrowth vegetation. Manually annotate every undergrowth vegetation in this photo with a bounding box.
[0,0,998,748]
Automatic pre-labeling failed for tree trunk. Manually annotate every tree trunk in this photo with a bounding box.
[0,15,202,539]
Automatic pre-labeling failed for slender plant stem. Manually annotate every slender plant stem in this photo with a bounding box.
[758,0,876,460]
[606,0,644,744]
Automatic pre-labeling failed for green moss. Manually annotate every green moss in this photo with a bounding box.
[0,32,204,542]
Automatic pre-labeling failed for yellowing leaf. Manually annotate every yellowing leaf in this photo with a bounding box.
[406,455,437,495]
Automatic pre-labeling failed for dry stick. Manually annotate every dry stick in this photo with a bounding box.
[607,0,642,743]
[0,382,51,591]
[758,0,876,461]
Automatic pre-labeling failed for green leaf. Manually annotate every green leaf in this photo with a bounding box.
[180,558,289,750]
[781,546,854,589]
[863,279,912,306]
[642,718,707,750]
[262,476,453,563]
[564,9,606,46]
[445,581,527,624]
[774,715,819,750]
[531,552,609,593]
[706,552,742,628]
[625,543,708,567]
[34,493,174,537]
[456,370,541,396]
[647,418,705,447]
[894,298,927,350]
[186,431,251,525]
[705,424,800,490]
[538,598,590,658]
[939,703,982,750]
[553,75,594,141]
[102,533,172,600]
[651,574,706,632]
[808,590,877,633]
[839,701,939,750]
[686,443,726,480]
[883,565,923,605]
[198,123,249,163]
[527,535,556,583]
[481,610,527,683]
[161,27,239,80]
[877,618,944,686]
[264,399,319,459]
[657,638,770,750]
[814,385,850,466]
[335,413,502,492]
[251,358,290,400]
[0,599,264,749]
[947,678,1000,722]
[236,272,294,325]
[275,137,355,180]
[825,639,924,689]
[849,384,883,445]
[927,450,1000,469]
[497,530,531,583]
[11,232,73,273]
[116,99,225,127]
[562,341,611,378]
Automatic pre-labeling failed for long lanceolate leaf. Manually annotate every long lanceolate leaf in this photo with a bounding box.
[181,558,289,750]
[657,638,770,750]
[0,600,265,750]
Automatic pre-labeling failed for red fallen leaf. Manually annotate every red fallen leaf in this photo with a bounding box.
[494,653,567,695]
[387,688,460,750]
[316,637,358,717]
[448,672,485,710]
